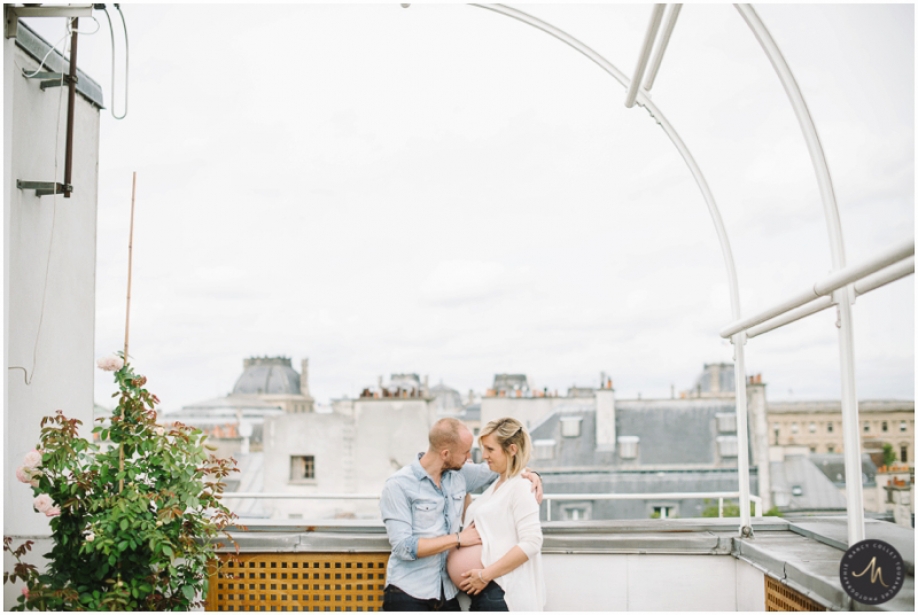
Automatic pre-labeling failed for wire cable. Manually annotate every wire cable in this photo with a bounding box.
[8,19,71,385]
[102,4,129,119]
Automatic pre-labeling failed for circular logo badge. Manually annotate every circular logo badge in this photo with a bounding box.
[839,539,905,605]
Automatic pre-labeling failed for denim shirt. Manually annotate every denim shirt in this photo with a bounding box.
[380,457,497,601]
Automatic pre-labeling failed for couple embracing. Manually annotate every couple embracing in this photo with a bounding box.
[379,417,546,611]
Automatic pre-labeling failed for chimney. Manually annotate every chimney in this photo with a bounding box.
[746,373,771,511]
[596,382,616,451]
[300,358,311,398]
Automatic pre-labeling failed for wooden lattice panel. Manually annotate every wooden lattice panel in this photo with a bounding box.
[765,575,827,611]
[208,552,389,612]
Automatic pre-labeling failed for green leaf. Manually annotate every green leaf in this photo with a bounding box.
[120,519,128,531]
[118,540,129,552]
[181,585,195,601]
[162,544,173,557]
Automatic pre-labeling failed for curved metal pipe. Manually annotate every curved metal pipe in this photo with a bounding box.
[470,3,753,533]
[470,3,743,322]
[734,3,863,546]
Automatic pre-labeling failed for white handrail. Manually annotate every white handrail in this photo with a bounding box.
[720,239,914,339]
[746,256,915,339]
[854,255,915,296]
[542,493,763,521]
[221,491,764,521]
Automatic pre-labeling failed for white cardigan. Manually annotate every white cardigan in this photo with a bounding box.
[465,474,546,611]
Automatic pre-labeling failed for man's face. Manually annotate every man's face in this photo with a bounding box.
[443,430,473,471]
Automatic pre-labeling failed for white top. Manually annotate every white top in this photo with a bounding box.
[464,474,545,611]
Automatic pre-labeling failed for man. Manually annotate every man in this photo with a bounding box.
[379,417,543,611]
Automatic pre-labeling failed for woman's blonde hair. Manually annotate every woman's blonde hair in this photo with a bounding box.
[479,417,531,478]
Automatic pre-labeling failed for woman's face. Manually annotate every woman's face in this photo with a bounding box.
[480,433,514,476]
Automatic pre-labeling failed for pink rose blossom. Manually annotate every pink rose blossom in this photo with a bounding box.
[16,466,30,483]
[21,586,28,598]
[45,506,61,517]
[96,356,125,372]
[22,450,42,469]
[33,494,53,513]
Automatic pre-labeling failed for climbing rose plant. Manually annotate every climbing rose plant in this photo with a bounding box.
[4,355,240,610]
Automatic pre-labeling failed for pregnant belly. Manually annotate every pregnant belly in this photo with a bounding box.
[446,545,483,588]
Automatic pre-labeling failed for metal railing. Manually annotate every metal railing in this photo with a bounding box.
[220,491,763,520]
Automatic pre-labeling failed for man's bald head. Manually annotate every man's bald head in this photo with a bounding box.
[428,417,470,453]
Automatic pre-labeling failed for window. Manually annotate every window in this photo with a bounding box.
[809,446,817,453]
[652,505,676,519]
[864,423,870,433]
[290,455,315,481]
[882,421,888,432]
[560,417,582,438]
[827,422,834,433]
[827,445,835,453]
[618,436,639,459]
[716,413,737,433]
[808,422,816,434]
[717,435,738,458]
[901,445,908,464]
[532,439,556,461]
[561,504,592,521]
[900,421,907,432]
[791,423,799,434]
[791,485,803,496]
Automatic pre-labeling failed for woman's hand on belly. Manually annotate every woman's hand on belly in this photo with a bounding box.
[446,544,483,588]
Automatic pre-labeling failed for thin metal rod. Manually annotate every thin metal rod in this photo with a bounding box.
[746,296,833,339]
[643,4,682,92]
[124,172,137,362]
[733,333,752,534]
[120,172,137,494]
[720,239,914,338]
[837,289,865,545]
[63,17,78,198]
[624,4,665,108]
[854,255,914,296]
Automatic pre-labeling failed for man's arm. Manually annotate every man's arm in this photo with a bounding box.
[380,479,481,560]
[417,525,481,558]
[379,480,420,561]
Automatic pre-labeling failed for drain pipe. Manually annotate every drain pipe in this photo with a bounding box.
[63,17,79,198]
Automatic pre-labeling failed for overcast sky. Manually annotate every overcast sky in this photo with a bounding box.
[24,2,915,411]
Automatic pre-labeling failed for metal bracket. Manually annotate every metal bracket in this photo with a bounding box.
[5,4,94,39]
[23,71,78,90]
[17,180,72,197]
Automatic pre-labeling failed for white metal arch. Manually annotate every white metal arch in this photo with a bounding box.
[472,1,756,536]
[468,3,915,543]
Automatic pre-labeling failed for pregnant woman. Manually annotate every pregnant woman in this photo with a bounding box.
[446,418,545,611]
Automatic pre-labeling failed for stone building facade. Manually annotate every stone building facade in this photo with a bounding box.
[768,400,914,463]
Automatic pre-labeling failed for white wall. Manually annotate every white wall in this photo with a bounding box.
[542,553,765,611]
[3,35,100,609]
[262,400,430,520]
